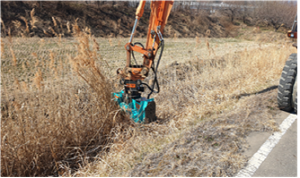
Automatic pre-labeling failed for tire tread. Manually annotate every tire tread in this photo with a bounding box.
[278,53,297,112]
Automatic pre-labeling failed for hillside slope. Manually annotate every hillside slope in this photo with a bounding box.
[1,1,231,38]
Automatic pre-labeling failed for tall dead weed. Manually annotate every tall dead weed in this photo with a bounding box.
[1,32,132,176]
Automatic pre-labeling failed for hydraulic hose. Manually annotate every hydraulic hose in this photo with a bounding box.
[147,40,164,99]
[131,42,144,66]
[155,40,164,72]
[130,41,164,99]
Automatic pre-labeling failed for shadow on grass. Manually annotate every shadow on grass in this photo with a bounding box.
[237,85,278,99]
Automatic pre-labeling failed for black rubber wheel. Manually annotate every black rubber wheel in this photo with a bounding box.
[278,53,297,112]
[292,76,297,113]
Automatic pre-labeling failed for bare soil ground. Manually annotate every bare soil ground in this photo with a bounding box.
[129,89,280,177]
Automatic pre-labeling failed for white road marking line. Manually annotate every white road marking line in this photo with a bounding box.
[236,114,297,177]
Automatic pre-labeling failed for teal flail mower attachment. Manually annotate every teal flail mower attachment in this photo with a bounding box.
[112,90,156,123]
[112,40,165,124]
[112,1,169,124]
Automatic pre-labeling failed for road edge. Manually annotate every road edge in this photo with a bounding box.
[236,114,297,177]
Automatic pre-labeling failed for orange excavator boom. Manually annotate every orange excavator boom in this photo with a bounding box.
[117,0,174,101]
[113,0,173,123]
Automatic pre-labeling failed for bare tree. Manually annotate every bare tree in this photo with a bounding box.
[238,1,251,24]
[96,1,100,9]
[220,1,242,23]
[256,1,296,31]
[56,1,63,11]
[95,1,105,9]
[35,1,43,9]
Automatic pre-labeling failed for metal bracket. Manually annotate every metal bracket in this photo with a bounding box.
[156,25,164,42]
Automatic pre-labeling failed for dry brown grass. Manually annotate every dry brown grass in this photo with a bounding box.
[128,90,280,177]
[72,35,295,177]
[1,28,295,176]
[1,32,132,176]
[30,8,38,30]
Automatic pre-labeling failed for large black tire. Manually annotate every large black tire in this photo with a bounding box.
[292,76,297,113]
[278,53,297,112]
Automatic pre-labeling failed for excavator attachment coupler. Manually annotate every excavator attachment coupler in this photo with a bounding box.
[112,90,157,123]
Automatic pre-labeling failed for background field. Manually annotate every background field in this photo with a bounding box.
[1,28,296,176]
[1,1,297,176]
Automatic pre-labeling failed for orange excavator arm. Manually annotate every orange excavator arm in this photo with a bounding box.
[117,0,174,101]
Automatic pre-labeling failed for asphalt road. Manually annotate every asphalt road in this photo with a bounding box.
[242,111,297,177]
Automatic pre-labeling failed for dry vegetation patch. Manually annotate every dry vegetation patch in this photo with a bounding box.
[1,33,133,176]
[72,37,295,176]
[129,90,279,177]
[1,1,232,38]
[1,31,295,176]
[0,1,296,176]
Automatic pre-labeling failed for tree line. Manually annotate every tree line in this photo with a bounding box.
[10,1,298,32]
